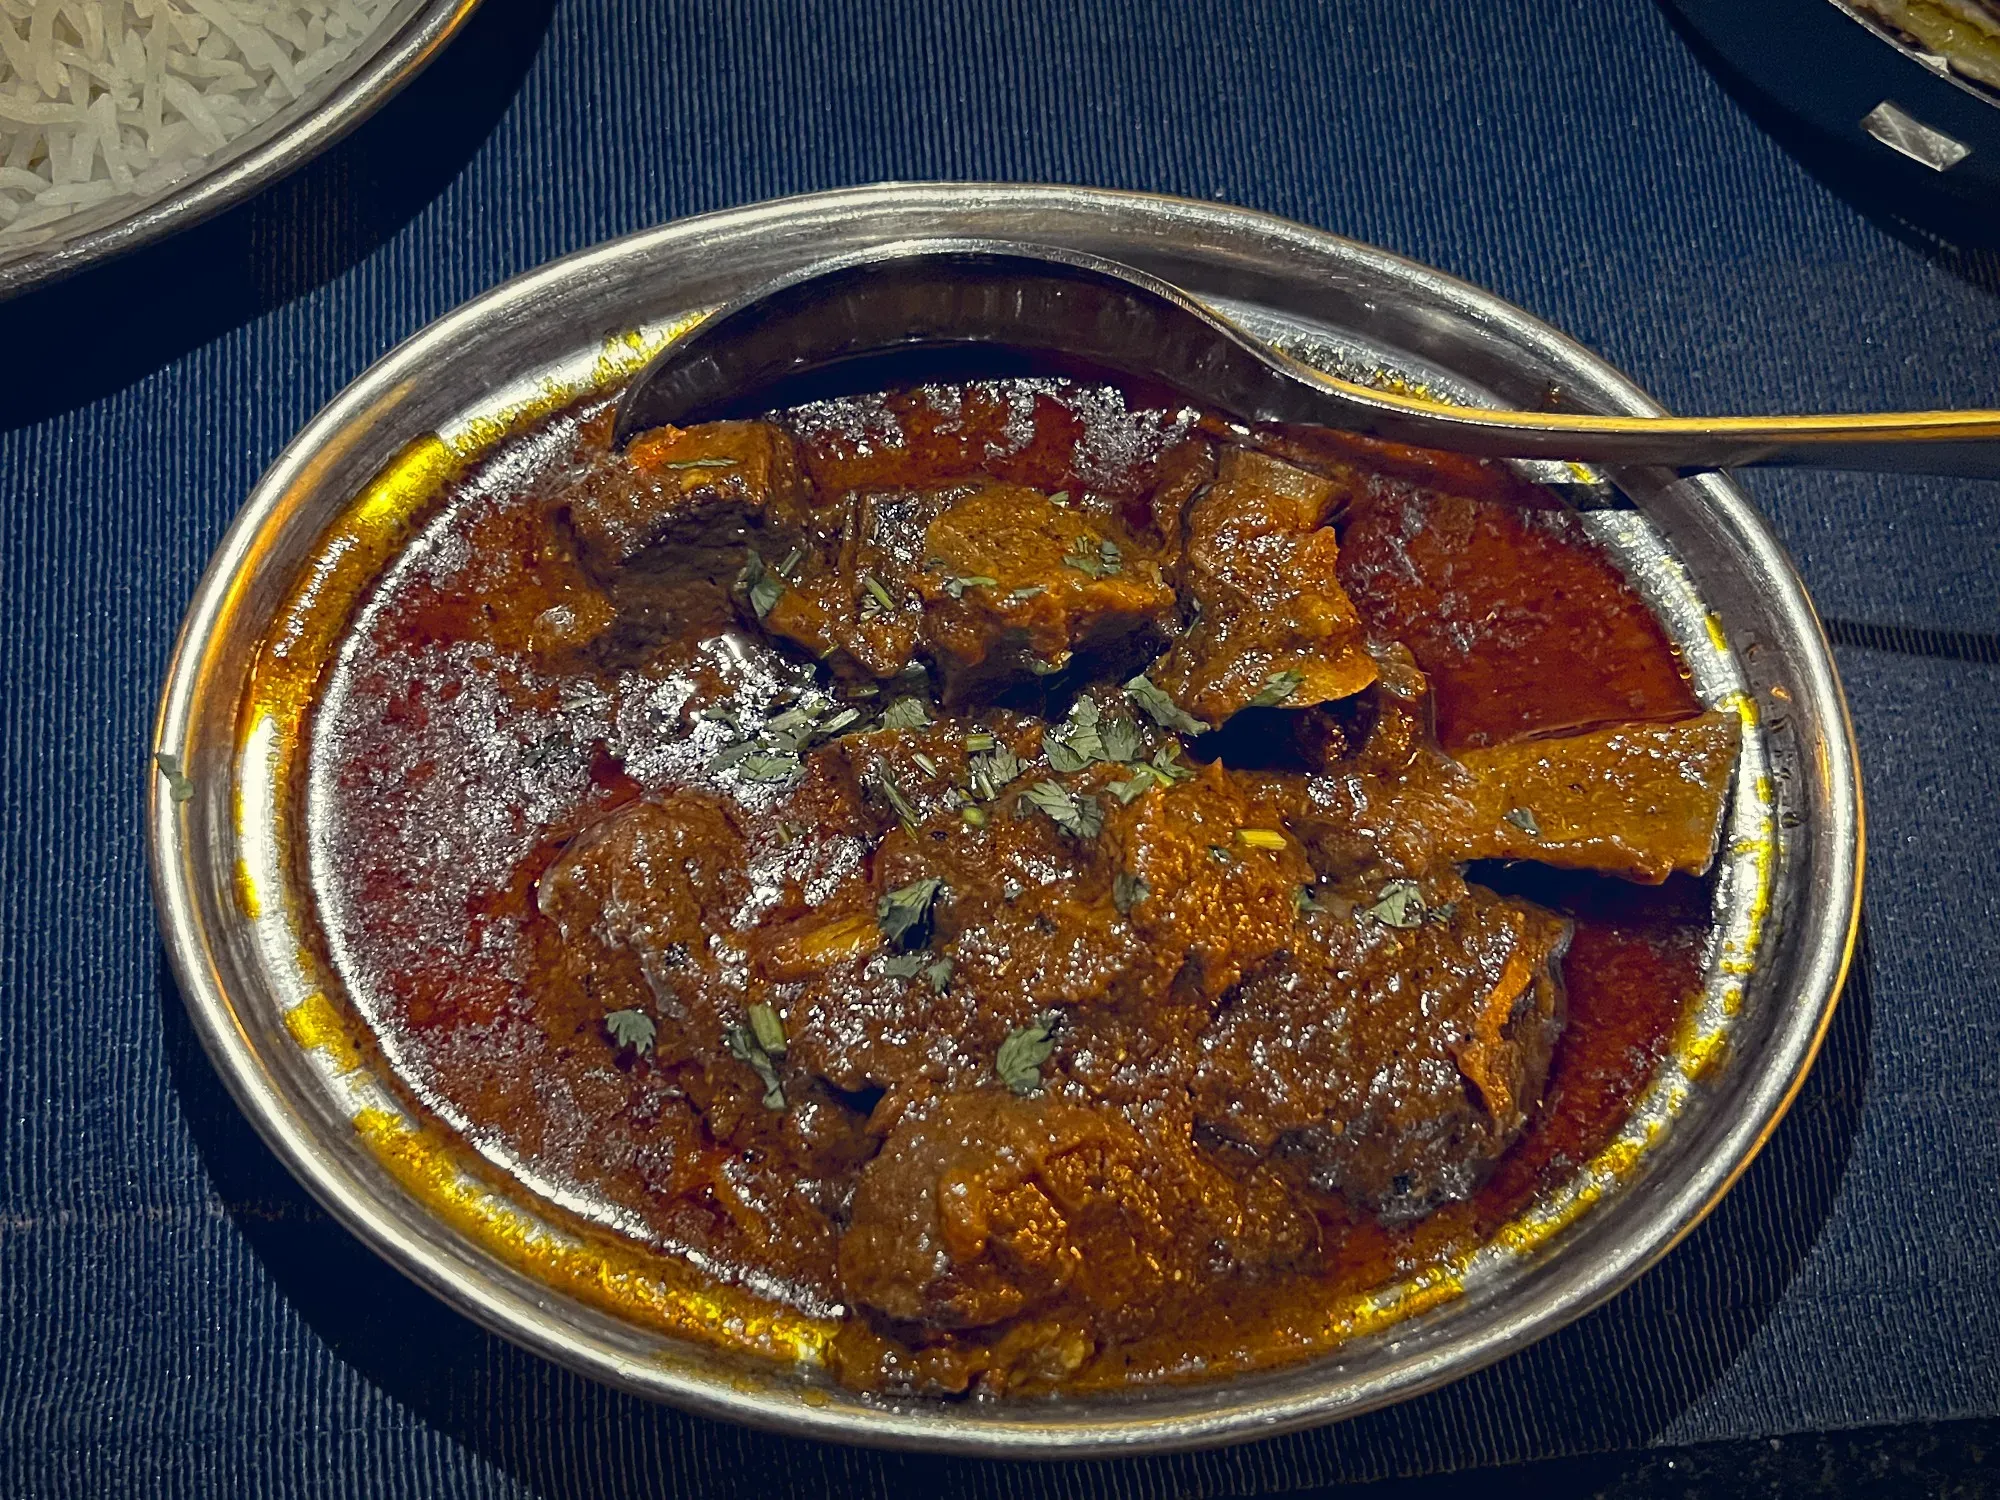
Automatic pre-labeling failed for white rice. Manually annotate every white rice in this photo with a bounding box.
[0,0,399,243]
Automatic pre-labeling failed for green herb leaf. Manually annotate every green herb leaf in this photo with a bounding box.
[1107,769,1156,804]
[877,877,945,950]
[968,742,1023,801]
[1097,713,1143,764]
[739,549,783,618]
[155,751,195,804]
[816,706,862,738]
[874,773,921,831]
[859,572,897,616]
[662,456,740,470]
[1124,674,1209,735]
[1003,585,1046,605]
[1022,780,1103,839]
[776,547,804,579]
[996,1014,1059,1095]
[1113,871,1149,916]
[747,1002,787,1056]
[1096,538,1123,575]
[1044,699,1106,772]
[1148,741,1196,783]
[605,1009,656,1054]
[924,958,954,993]
[1295,884,1328,915]
[1247,668,1306,709]
[942,574,999,599]
[1062,533,1108,579]
[879,952,929,979]
[1504,806,1542,838]
[706,740,756,774]
[736,752,804,784]
[1047,490,1071,508]
[1361,879,1426,928]
[881,697,929,731]
[724,1024,786,1109]
[911,751,939,777]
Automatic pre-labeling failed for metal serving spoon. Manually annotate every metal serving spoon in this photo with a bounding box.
[614,239,2000,478]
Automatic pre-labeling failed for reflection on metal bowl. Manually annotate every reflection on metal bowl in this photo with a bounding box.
[148,183,1861,1455]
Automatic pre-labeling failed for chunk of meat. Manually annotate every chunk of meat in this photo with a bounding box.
[1151,448,1377,725]
[913,482,1176,700]
[1456,710,1742,882]
[1194,885,1570,1221]
[838,1092,1313,1351]
[565,420,810,577]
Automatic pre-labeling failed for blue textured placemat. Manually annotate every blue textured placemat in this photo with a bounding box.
[3,1,1998,1494]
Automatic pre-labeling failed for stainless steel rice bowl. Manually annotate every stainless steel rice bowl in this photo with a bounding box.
[148,183,1862,1455]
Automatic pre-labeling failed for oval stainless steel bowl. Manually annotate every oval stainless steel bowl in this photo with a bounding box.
[149,183,1862,1455]
[0,0,480,300]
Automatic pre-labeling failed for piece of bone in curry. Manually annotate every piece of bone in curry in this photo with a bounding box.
[565,420,812,577]
[1455,709,1742,883]
[1150,446,1377,725]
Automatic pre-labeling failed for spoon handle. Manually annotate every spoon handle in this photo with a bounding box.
[1287,365,2000,478]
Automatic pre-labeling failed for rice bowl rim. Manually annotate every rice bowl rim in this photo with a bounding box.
[0,0,481,301]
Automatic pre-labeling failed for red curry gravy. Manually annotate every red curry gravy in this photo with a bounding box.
[303,378,1725,1396]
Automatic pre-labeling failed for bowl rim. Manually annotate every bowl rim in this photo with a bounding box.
[149,181,1864,1455]
[0,0,483,301]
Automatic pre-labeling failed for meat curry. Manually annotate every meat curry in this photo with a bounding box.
[309,377,1737,1397]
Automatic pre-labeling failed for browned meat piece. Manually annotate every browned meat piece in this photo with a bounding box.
[1194,884,1570,1221]
[838,1092,1313,1358]
[1150,447,1377,725]
[565,420,810,578]
[912,482,1176,700]
[1455,710,1741,883]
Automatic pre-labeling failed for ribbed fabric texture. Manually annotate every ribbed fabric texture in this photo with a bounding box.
[2,0,1997,1494]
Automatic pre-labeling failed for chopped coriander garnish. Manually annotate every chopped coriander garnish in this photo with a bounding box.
[706,740,756,774]
[740,549,783,618]
[877,877,945,951]
[1124,674,1209,735]
[1044,698,1105,772]
[776,546,805,579]
[1003,585,1047,605]
[662,456,740,470]
[1247,668,1306,709]
[154,752,195,804]
[1022,780,1103,839]
[996,1014,1059,1095]
[1061,533,1123,579]
[879,952,929,980]
[1047,490,1071,507]
[724,1024,786,1109]
[874,773,921,831]
[924,958,954,993]
[736,752,803,784]
[1361,879,1426,928]
[968,743,1024,801]
[1107,771,1154,804]
[881,696,929,731]
[859,572,897,616]
[1097,712,1142,764]
[1113,871,1149,916]
[1295,884,1328,916]
[1504,806,1542,837]
[1236,828,1287,852]
[942,574,998,599]
[605,1009,656,1054]
[1149,741,1195,783]
[911,752,940,777]
[816,706,862,738]
[747,1002,787,1056]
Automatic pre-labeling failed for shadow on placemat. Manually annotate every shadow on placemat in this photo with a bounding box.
[157,927,1877,1497]
[0,0,555,435]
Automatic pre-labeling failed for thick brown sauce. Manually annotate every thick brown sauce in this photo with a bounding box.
[307,379,1713,1391]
